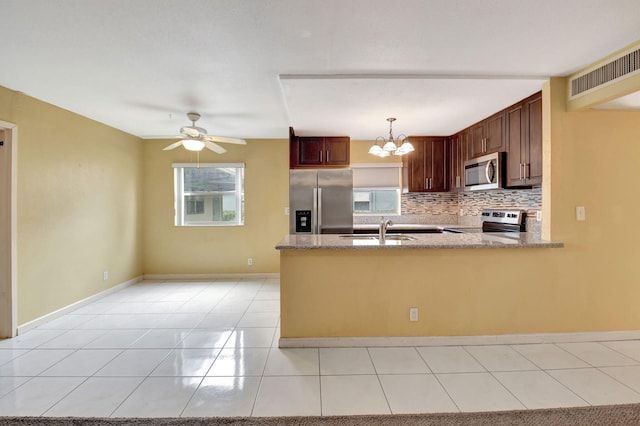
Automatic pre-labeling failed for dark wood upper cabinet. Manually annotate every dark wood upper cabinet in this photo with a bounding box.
[506,92,542,187]
[323,137,350,166]
[449,131,466,192]
[297,137,325,166]
[405,137,448,192]
[289,127,350,168]
[468,111,505,158]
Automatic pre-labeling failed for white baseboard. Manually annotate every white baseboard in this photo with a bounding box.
[142,273,280,281]
[279,330,640,348]
[17,276,142,335]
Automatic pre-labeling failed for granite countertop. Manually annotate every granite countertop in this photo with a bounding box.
[275,232,563,250]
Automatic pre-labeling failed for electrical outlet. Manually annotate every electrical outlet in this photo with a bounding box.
[103,271,108,281]
[536,211,542,222]
[285,207,290,216]
[409,307,419,322]
[576,206,586,221]
[247,258,253,266]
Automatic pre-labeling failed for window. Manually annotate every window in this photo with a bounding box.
[173,163,244,226]
[351,163,402,215]
[353,189,399,214]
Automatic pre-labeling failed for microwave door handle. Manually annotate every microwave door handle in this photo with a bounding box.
[485,161,492,183]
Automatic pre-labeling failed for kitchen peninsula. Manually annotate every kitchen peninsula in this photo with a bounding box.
[275,231,563,346]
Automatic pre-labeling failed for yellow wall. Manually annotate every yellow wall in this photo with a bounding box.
[141,138,288,274]
[350,139,404,164]
[0,86,143,324]
[280,76,640,338]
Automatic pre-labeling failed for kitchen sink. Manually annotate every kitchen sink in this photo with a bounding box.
[384,234,416,241]
[339,234,416,241]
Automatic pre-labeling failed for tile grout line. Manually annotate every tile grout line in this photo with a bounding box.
[415,347,462,413]
[365,347,393,415]
[461,346,528,410]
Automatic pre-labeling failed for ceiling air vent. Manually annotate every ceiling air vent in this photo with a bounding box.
[569,47,640,99]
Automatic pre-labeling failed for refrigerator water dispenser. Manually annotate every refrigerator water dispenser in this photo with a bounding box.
[295,210,312,232]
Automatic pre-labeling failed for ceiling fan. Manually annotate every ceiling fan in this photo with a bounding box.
[163,112,247,153]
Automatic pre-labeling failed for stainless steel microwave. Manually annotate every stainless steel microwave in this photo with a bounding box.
[464,152,505,191]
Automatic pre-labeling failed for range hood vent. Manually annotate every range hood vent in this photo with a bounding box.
[569,47,640,99]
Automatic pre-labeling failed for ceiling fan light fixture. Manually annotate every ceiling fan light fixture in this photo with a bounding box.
[182,139,205,151]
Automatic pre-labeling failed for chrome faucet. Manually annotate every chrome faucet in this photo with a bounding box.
[379,217,393,242]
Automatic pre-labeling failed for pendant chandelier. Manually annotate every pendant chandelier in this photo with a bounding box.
[368,117,415,157]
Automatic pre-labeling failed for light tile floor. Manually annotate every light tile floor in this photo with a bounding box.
[2,279,640,417]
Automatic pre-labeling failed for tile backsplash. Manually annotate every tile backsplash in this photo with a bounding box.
[354,188,542,232]
[397,188,542,231]
[402,188,541,216]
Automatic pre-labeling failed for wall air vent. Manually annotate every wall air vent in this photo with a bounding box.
[569,47,640,99]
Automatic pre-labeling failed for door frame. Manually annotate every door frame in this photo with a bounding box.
[0,120,17,338]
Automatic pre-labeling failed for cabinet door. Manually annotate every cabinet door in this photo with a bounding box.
[525,95,542,185]
[506,103,525,187]
[297,137,324,166]
[449,134,460,191]
[468,123,485,158]
[427,138,448,192]
[406,138,427,192]
[485,112,505,153]
[324,137,350,166]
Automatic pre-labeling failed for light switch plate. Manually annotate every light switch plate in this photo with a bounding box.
[576,206,586,221]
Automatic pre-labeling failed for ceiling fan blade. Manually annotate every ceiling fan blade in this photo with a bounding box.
[204,141,227,154]
[163,141,183,151]
[180,126,201,138]
[203,135,247,145]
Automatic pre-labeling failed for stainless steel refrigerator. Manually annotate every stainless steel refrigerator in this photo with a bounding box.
[289,169,353,234]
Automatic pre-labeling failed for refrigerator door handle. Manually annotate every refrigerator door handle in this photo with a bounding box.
[317,188,322,233]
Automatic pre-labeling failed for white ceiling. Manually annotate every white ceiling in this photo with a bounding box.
[2,0,640,140]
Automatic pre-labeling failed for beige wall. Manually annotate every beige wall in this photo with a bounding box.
[141,138,288,274]
[0,86,143,324]
[280,76,640,337]
[350,139,405,164]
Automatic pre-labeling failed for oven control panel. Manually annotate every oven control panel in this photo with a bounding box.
[480,209,524,225]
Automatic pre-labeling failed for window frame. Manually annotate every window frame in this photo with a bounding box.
[173,163,245,227]
[350,162,402,216]
[353,187,401,216]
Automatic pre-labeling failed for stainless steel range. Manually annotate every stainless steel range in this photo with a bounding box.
[444,209,526,234]
[480,209,526,232]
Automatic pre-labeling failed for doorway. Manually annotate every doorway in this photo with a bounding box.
[0,120,17,338]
